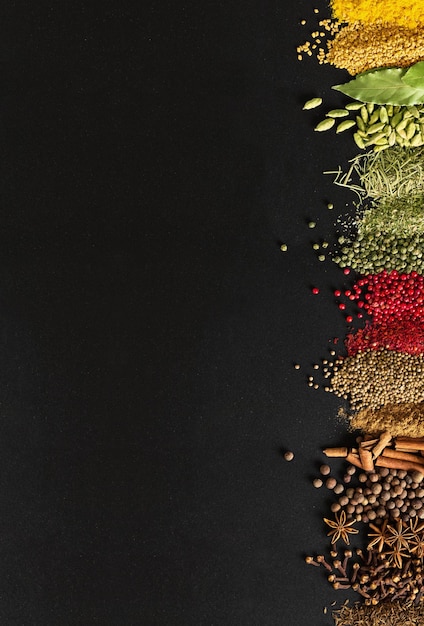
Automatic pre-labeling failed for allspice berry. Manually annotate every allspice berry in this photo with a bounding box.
[326,477,337,490]
[320,464,331,476]
[284,451,294,461]
[313,478,323,488]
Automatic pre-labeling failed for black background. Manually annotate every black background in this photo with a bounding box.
[0,0,363,624]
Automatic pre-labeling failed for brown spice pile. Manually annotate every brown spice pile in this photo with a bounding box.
[323,22,424,75]
[333,600,424,625]
[350,403,424,438]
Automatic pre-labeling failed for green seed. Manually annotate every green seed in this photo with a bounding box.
[353,132,365,149]
[336,119,356,133]
[396,117,408,131]
[360,106,369,123]
[303,97,323,110]
[280,243,288,252]
[406,122,417,140]
[366,102,375,115]
[345,101,363,111]
[367,122,386,134]
[326,109,350,118]
[314,118,335,132]
[379,107,389,124]
[327,203,334,209]
[390,112,402,127]
[411,133,424,147]
[369,110,380,125]
[356,116,366,132]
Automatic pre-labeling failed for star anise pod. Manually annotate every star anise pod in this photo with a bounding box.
[383,543,409,569]
[324,510,358,546]
[409,519,424,559]
[385,519,414,551]
[367,518,389,553]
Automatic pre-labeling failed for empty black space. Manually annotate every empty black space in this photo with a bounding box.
[0,0,358,624]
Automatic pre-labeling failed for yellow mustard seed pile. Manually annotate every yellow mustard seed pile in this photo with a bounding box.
[331,0,424,29]
[325,22,424,75]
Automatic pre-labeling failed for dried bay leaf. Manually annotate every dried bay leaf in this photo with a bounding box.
[333,67,424,106]
[402,61,424,90]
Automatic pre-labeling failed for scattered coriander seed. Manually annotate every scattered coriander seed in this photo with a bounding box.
[318,255,326,261]
[284,451,294,461]
[294,363,301,369]
[312,243,320,250]
[308,221,316,228]
[327,203,334,209]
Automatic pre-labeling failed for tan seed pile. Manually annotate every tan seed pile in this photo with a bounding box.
[350,402,424,437]
[324,22,424,75]
[329,348,424,411]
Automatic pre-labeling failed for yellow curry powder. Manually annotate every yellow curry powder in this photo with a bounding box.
[331,0,424,29]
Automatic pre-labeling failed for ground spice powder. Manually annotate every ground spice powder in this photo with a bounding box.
[348,402,424,437]
[331,0,424,28]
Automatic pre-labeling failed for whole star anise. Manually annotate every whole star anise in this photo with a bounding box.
[324,510,359,545]
[367,519,389,553]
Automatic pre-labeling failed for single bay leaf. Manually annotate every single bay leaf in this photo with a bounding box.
[402,61,424,90]
[333,67,424,105]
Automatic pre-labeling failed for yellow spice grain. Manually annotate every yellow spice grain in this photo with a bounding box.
[331,0,424,29]
[324,21,424,75]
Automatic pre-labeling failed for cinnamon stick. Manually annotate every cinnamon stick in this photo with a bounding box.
[375,455,424,475]
[345,451,364,470]
[359,448,374,472]
[382,448,424,465]
[323,447,348,458]
[395,437,424,451]
[371,431,392,459]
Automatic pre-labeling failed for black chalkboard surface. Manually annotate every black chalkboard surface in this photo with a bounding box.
[0,1,361,624]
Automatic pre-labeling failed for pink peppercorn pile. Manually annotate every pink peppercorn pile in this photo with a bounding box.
[343,270,424,356]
